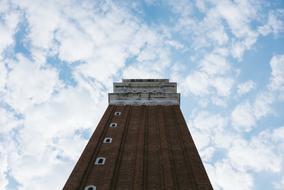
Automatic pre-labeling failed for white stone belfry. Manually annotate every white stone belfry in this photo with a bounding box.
[108,79,180,105]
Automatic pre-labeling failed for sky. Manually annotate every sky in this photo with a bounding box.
[0,0,284,189]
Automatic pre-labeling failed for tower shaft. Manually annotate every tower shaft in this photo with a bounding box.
[63,79,213,190]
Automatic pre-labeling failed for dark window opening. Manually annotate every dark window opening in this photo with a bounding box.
[109,123,117,128]
[103,137,112,143]
[114,111,121,116]
[84,185,96,190]
[95,157,106,165]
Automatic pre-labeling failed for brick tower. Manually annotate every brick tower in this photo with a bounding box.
[63,79,213,190]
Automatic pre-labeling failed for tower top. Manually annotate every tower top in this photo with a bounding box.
[108,79,180,105]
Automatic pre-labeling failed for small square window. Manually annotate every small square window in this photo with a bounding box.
[95,157,106,165]
[109,123,117,128]
[114,112,121,116]
[103,137,112,143]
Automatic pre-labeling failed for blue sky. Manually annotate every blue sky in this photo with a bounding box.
[0,0,284,189]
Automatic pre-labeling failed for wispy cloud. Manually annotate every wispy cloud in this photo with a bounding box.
[237,80,255,96]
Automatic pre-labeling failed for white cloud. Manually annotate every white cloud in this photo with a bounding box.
[231,101,256,132]
[231,42,246,59]
[210,96,227,107]
[0,7,19,55]
[17,0,158,70]
[197,9,229,47]
[207,160,253,190]
[269,54,284,92]
[7,83,107,189]
[189,111,228,152]
[216,0,257,38]
[182,69,234,98]
[195,0,207,13]
[228,138,281,172]
[0,144,8,189]
[76,45,126,82]
[122,42,171,79]
[181,50,234,100]
[122,63,164,79]
[200,146,215,161]
[272,126,284,143]
[53,3,171,82]
[253,92,274,119]
[0,108,22,133]
[176,0,260,57]
[231,54,284,132]
[209,27,229,45]
[56,25,94,62]
[274,176,284,190]
[258,10,284,36]
[10,143,77,190]
[230,30,258,59]
[183,71,209,96]
[190,111,227,132]
[237,80,255,96]
[205,126,284,189]
[17,0,62,50]
[0,125,22,189]
[212,76,234,97]
[56,2,139,63]
[200,53,230,76]
[0,60,7,90]
[4,54,62,113]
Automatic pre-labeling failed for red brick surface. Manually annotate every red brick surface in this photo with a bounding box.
[63,105,213,190]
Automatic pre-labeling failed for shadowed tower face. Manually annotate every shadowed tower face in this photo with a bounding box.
[63,79,213,190]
